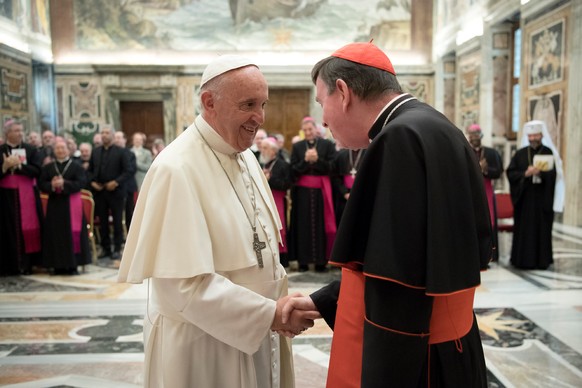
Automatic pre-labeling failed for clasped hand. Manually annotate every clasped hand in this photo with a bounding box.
[2,154,21,172]
[304,149,318,163]
[525,166,540,177]
[271,292,321,338]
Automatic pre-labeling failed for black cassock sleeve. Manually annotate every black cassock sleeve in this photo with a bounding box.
[310,280,341,330]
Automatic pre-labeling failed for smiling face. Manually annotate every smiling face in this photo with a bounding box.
[53,140,69,160]
[202,66,268,152]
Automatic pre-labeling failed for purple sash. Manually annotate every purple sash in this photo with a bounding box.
[272,189,287,254]
[0,175,41,253]
[296,175,337,258]
[483,178,495,226]
[343,175,355,190]
[69,192,83,254]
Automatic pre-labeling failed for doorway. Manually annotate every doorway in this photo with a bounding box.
[263,88,311,151]
[119,101,164,149]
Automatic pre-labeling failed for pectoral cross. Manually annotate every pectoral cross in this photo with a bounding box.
[253,231,266,268]
[350,168,357,178]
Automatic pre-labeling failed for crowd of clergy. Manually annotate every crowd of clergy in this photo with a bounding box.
[0,113,561,277]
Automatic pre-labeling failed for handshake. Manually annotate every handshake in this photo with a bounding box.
[271,292,321,338]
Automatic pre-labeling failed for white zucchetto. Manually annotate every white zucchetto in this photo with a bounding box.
[200,55,257,88]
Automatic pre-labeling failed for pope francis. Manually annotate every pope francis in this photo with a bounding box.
[118,55,316,388]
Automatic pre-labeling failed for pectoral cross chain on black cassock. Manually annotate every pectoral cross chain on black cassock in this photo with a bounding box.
[253,228,266,268]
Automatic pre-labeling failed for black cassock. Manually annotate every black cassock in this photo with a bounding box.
[288,138,337,267]
[311,94,492,387]
[263,156,292,267]
[506,145,556,269]
[39,160,91,273]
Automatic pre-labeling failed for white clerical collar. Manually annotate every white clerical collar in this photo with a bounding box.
[194,115,238,156]
[373,93,411,124]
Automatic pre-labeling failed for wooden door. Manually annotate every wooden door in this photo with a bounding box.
[119,101,164,149]
[263,88,311,152]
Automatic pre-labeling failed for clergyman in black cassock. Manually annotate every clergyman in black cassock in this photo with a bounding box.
[0,119,43,276]
[288,117,337,272]
[506,121,556,270]
[39,141,91,274]
[281,42,492,387]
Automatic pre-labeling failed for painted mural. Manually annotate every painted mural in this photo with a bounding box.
[73,0,412,52]
[528,91,562,152]
[1,67,28,113]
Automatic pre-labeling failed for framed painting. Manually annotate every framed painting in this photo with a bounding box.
[527,90,562,152]
[528,18,565,88]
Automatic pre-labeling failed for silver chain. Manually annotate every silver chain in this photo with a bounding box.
[195,124,258,232]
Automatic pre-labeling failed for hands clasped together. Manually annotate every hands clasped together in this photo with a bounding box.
[271,292,321,338]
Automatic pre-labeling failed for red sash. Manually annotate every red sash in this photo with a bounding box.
[296,175,336,257]
[271,189,287,253]
[0,175,41,253]
[327,269,475,387]
[327,268,365,388]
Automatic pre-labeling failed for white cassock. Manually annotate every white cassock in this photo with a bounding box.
[118,115,294,388]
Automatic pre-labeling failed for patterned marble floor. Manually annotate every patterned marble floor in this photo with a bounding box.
[1,223,581,388]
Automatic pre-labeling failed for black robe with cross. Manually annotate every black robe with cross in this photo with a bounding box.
[39,160,91,272]
[506,145,556,269]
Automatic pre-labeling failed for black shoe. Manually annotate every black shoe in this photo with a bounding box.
[98,251,112,259]
[298,264,309,272]
[315,264,328,273]
[111,251,121,260]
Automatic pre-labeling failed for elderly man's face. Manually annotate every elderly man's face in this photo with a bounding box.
[528,133,543,149]
[260,140,277,162]
[93,133,102,146]
[207,66,268,152]
[467,131,482,148]
[302,122,317,141]
[6,124,24,144]
[315,77,369,149]
[79,144,92,160]
[27,132,41,147]
[114,132,126,147]
[254,129,267,147]
[42,131,55,147]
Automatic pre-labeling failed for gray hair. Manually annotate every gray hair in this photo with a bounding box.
[311,56,402,101]
[3,119,22,136]
[100,124,116,133]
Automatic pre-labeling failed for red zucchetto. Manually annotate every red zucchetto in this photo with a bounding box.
[331,42,396,75]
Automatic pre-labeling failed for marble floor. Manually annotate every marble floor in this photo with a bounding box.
[1,223,581,388]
